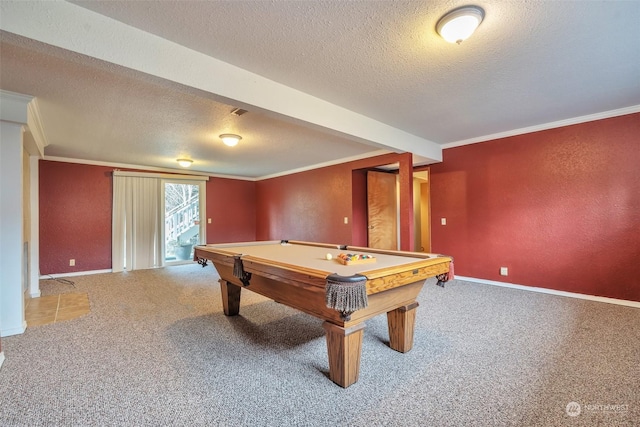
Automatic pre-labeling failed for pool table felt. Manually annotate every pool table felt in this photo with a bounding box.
[198,240,447,279]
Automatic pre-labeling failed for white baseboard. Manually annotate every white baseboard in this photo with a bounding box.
[40,269,112,280]
[1,321,27,338]
[0,351,5,370]
[26,286,41,298]
[456,276,640,309]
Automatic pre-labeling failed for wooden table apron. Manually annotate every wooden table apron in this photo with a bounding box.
[194,242,450,388]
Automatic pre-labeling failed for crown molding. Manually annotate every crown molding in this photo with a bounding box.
[42,156,256,181]
[44,150,393,182]
[442,105,640,149]
[26,98,49,157]
[0,89,33,124]
[256,149,391,180]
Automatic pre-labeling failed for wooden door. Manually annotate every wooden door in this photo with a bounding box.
[367,171,397,250]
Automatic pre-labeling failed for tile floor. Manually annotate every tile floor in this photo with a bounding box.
[25,293,90,327]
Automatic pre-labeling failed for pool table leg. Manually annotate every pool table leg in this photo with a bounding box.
[219,279,241,316]
[322,322,365,388]
[386,301,419,353]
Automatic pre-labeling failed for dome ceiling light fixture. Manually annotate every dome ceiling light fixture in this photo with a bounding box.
[436,5,485,44]
[220,133,242,147]
[177,158,193,168]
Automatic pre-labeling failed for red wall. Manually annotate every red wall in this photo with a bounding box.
[38,113,639,302]
[256,163,354,243]
[39,161,257,274]
[255,153,409,245]
[39,161,113,274]
[206,177,256,243]
[429,113,640,302]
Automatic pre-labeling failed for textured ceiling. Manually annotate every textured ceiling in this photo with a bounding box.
[1,0,639,178]
[0,34,377,177]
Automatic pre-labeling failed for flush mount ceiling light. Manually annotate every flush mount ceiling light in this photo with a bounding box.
[220,133,242,147]
[177,158,193,168]
[436,6,484,44]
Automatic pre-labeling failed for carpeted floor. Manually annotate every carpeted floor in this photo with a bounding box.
[0,263,638,426]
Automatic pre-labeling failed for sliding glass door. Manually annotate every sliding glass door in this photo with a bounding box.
[162,180,206,264]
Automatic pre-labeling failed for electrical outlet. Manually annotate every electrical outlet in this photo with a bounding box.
[500,267,508,276]
[441,218,447,225]
[70,259,75,266]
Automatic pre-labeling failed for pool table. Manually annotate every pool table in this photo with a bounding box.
[194,240,452,388]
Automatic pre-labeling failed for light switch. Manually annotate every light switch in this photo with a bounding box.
[207,218,211,224]
[344,217,349,224]
[441,218,447,225]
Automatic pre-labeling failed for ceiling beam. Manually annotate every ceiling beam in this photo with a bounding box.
[0,1,442,163]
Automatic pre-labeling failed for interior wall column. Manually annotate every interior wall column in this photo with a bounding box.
[0,121,26,337]
[29,155,40,297]
[398,152,415,251]
[0,90,31,338]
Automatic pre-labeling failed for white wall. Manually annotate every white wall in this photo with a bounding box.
[29,155,40,298]
[0,90,32,338]
[0,121,26,337]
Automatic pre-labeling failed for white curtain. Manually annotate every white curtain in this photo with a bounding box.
[112,175,162,272]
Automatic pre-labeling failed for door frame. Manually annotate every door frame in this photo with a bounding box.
[161,179,207,265]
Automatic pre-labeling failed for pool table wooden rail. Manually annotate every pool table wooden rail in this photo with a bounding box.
[195,241,450,293]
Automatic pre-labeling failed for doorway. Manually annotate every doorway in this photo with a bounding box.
[352,167,431,252]
[367,170,398,250]
[414,170,431,252]
[163,180,206,263]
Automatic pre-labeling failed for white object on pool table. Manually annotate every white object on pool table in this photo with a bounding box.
[326,253,333,260]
